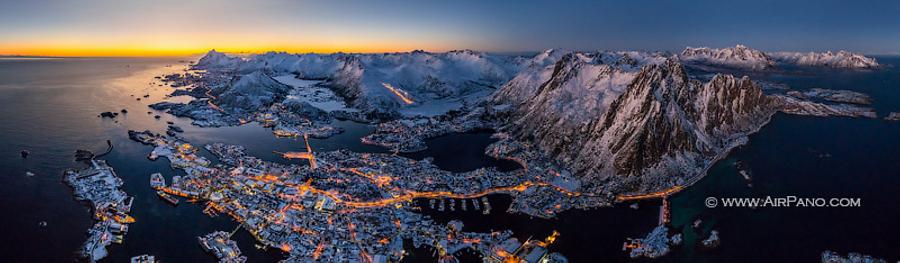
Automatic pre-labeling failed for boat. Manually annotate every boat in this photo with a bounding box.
[113,211,136,224]
[150,173,165,189]
[157,190,179,205]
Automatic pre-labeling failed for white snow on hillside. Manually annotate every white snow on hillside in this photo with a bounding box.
[194,46,880,117]
[272,75,356,112]
[493,49,669,125]
[678,45,775,70]
[194,49,244,70]
[236,52,347,78]
[770,50,879,69]
[327,50,526,115]
[215,70,291,111]
[197,49,525,116]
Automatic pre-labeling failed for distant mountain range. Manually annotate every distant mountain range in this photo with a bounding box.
[678,45,879,70]
[191,45,879,194]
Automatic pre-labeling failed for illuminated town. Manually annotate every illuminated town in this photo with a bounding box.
[4,1,898,262]
[122,122,574,262]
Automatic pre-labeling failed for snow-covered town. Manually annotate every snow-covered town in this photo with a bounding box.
[64,160,135,262]
[124,124,574,262]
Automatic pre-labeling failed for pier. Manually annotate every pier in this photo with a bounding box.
[276,134,317,169]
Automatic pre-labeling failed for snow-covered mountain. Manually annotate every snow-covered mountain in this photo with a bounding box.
[770,50,879,69]
[193,49,243,70]
[234,52,347,78]
[678,45,879,69]
[214,70,292,111]
[195,50,525,117]
[327,50,523,115]
[678,45,776,70]
[495,58,777,193]
[187,47,878,194]
[493,50,668,135]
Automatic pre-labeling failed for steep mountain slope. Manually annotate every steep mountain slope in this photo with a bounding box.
[214,70,292,111]
[496,59,778,193]
[493,51,659,151]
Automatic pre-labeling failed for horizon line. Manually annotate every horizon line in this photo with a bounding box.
[3,47,898,58]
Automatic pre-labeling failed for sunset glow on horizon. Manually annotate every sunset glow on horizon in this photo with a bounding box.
[0,0,501,57]
[0,38,466,57]
[2,0,898,57]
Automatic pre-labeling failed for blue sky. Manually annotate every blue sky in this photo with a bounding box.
[1,0,898,55]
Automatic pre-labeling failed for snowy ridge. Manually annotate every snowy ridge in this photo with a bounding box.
[193,49,244,70]
[188,49,880,195]
[327,50,524,116]
[196,49,525,117]
[494,55,878,194]
[678,45,879,69]
[774,95,877,118]
[679,45,776,70]
[235,52,347,78]
[215,70,292,111]
[496,59,778,193]
[577,62,776,193]
[493,49,668,112]
[770,50,879,69]
[492,49,671,158]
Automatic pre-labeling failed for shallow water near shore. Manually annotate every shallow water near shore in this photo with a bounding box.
[0,57,898,262]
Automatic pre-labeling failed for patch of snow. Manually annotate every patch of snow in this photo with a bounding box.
[274,74,356,113]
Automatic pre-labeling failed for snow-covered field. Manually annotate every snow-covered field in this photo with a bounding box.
[272,75,356,113]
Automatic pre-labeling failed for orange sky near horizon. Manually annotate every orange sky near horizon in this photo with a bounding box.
[0,44,446,57]
[0,35,465,57]
[0,1,498,57]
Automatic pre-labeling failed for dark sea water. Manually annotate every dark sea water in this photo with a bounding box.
[0,56,897,262]
[664,58,900,262]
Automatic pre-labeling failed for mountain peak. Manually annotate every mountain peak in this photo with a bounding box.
[679,45,775,70]
[194,49,242,70]
[769,50,879,69]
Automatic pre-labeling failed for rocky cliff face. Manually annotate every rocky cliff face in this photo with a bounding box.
[495,52,643,155]
[497,59,777,193]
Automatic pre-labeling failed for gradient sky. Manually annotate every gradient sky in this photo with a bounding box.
[1,0,898,56]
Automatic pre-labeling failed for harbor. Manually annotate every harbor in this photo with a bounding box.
[198,231,247,263]
[64,159,135,262]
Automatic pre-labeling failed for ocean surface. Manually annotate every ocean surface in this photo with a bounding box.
[0,57,897,262]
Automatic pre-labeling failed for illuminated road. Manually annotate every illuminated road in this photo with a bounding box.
[614,185,683,202]
[204,88,226,113]
[277,134,317,169]
[302,180,576,209]
[381,82,414,104]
